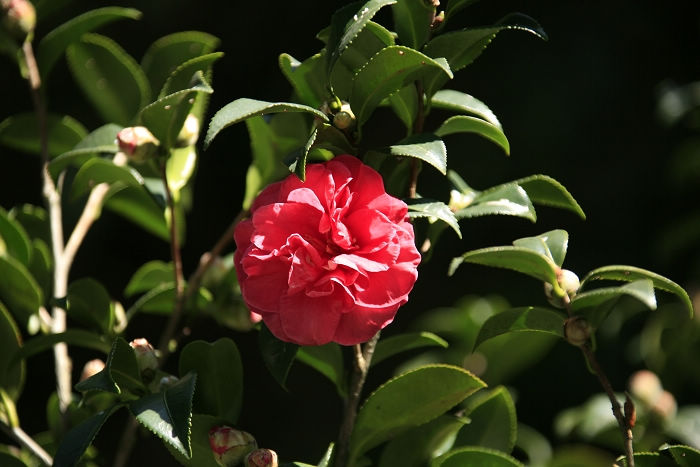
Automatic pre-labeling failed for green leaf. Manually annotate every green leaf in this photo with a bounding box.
[570,279,657,327]
[288,127,318,181]
[71,157,147,198]
[0,113,87,158]
[37,7,142,79]
[141,31,220,97]
[0,255,43,328]
[444,0,480,23]
[49,123,122,177]
[406,199,461,238]
[15,330,111,364]
[349,364,486,463]
[512,229,568,267]
[279,52,327,109]
[259,324,298,389]
[129,372,196,458]
[474,307,566,349]
[296,343,346,398]
[66,33,150,126]
[0,453,27,467]
[454,387,517,452]
[325,0,397,77]
[514,175,585,219]
[391,0,434,49]
[431,447,524,467]
[205,98,327,149]
[617,452,677,467]
[663,445,700,466]
[456,184,536,222]
[431,89,501,128]
[67,278,114,334]
[8,204,50,247]
[351,46,452,126]
[159,52,223,98]
[388,133,447,175]
[75,336,142,395]
[580,265,693,317]
[435,115,509,154]
[179,339,243,423]
[167,414,233,467]
[125,260,173,296]
[372,331,448,367]
[0,206,31,266]
[0,303,24,401]
[388,85,418,131]
[126,282,211,316]
[52,405,121,467]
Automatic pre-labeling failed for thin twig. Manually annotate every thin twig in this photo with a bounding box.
[0,422,54,466]
[408,80,425,199]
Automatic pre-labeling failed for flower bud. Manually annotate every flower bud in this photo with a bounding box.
[176,114,200,147]
[651,390,677,422]
[245,448,278,467]
[80,359,105,381]
[209,426,257,467]
[116,126,160,163]
[332,102,355,130]
[629,370,663,408]
[448,189,474,211]
[1,0,36,40]
[563,316,591,346]
[158,375,179,391]
[544,269,580,308]
[129,338,158,381]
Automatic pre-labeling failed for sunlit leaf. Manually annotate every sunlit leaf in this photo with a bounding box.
[431,89,501,128]
[431,447,524,467]
[406,199,461,238]
[388,134,447,174]
[454,386,517,453]
[456,184,535,222]
[279,52,327,109]
[49,123,122,177]
[391,0,434,49]
[512,229,568,267]
[474,306,565,349]
[372,332,448,367]
[435,115,509,154]
[663,445,700,467]
[571,279,657,328]
[515,175,585,219]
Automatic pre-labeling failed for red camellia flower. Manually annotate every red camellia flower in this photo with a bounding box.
[234,155,421,346]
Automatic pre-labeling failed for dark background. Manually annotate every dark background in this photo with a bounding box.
[2,0,700,465]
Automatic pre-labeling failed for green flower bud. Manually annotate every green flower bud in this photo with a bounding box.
[176,113,200,147]
[332,102,355,130]
[544,269,580,308]
[563,316,591,346]
[208,426,257,467]
[129,338,158,382]
[2,0,36,40]
[245,448,278,467]
[116,126,160,163]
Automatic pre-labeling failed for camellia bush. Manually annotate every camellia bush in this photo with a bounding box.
[0,1,699,466]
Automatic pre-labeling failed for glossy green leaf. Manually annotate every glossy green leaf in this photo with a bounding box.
[37,7,141,78]
[664,445,700,466]
[75,336,142,395]
[406,199,461,238]
[318,443,335,467]
[279,52,327,109]
[67,278,114,334]
[16,330,111,365]
[126,282,211,316]
[351,46,452,126]
[454,387,517,452]
[129,372,196,458]
[431,447,524,467]
[435,115,509,154]
[179,339,243,423]
[325,0,397,76]
[296,343,346,398]
[512,229,568,267]
[259,324,298,389]
[349,364,486,463]
[514,175,586,219]
[456,184,535,222]
[141,31,220,97]
[66,33,150,125]
[49,123,122,177]
[205,98,326,149]
[617,452,677,467]
[0,206,31,266]
[0,256,43,328]
[372,332,448,367]
[391,0,434,49]
[71,157,147,199]
[0,303,24,401]
[389,85,418,131]
[474,307,566,349]
[125,260,173,296]
[166,414,232,467]
[388,134,447,174]
[288,127,318,181]
[52,405,120,467]
[378,415,467,467]
[580,265,692,317]
[571,279,656,327]
[431,90,501,128]
[159,52,223,98]
[0,113,87,158]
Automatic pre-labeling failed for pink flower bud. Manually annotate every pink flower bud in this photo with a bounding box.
[116,126,160,163]
[629,370,663,408]
[129,338,158,380]
[79,359,105,381]
[1,0,36,39]
[209,426,257,467]
[246,448,278,467]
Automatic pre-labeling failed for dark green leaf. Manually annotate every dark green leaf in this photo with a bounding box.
[580,265,692,317]
[349,364,486,463]
[205,98,327,149]
[571,279,657,327]
[166,414,232,467]
[129,372,196,458]
[0,303,24,401]
[664,445,700,466]
[37,7,142,79]
[512,229,568,267]
[617,452,677,467]
[67,278,114,334]
[0,453,27,467]
[71,157,147,199]
[406,199,461,238]
[0,206,31,266]
[66,33,150,125]
[141,31,220,97]
[15,330,111,364]
[159,52,223,98]
[49,123,122,177]
[52,406,120,467]
[435,115,509,154]
[75,336,142,395]
[444,0,480,23]
[456,184,535,222]
[431,89,501,128]
[8,204,50,247]
[351,46,452,126]
[454,387,517,452]
[279,52,327,109]
[474,307,565,349]
[259,324,299,389]
[125,260,173,296]
[0,256,43,328]
[431,447,524,467]
[126,282,211,316]
[388,85,418,130]
[0,113,87,158]
[514,175,585,219]
[179,339,243,423]
[296,343,346,398]
[289,127,318,181]
[388,133,447,174]
[391,0,434,49]
[372,332,448,367]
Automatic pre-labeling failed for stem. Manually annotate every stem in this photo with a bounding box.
[580,343,634,466]
[335,332,381,467]
[408,81,426,199]
[0,422,54,466]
